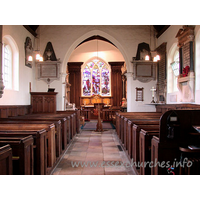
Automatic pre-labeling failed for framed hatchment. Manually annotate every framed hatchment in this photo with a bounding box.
[37,60,60,84]
[136,87,144,101]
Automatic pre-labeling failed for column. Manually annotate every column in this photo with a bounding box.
[125,72,133,112]
[121,75,127,107]
[0,25,4,98]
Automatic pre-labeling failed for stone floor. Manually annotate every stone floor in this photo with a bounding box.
[52,123,136,175]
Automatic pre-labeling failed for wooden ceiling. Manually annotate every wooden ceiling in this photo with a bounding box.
[24,25,170,38]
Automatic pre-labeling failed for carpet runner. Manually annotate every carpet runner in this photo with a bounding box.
[82,122,115,130]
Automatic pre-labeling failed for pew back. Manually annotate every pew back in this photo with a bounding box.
[0,144,12,175]
[0,135,34,175]
[0,129,47,175]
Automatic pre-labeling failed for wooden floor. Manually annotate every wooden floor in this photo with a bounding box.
[52,121,135,175]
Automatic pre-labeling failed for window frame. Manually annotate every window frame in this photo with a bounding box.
[81,59,111,97]
[3,44,12,89]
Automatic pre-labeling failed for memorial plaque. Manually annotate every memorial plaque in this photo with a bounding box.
[41,64,57,78]
[136,64,152,77]
[36,60,60,84]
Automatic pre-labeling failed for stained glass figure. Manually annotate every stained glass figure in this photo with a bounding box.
[82,60,111,97]
[101,66,110,96]
[92,65,100,95]
[82,66,91,96]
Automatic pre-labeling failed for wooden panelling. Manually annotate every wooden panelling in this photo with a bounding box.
[68,62,83,108]
[30,92,57,113]
[109,62,124,109]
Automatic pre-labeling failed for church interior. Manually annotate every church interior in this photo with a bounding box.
[1,23,200,198]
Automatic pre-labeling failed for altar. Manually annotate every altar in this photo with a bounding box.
[80,95,113,106]
[80,95,113,121]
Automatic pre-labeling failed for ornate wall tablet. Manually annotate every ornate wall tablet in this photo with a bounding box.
[37,60,60,84]
[132,60,156,83]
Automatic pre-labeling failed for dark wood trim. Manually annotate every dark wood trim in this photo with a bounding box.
[23,25,37,37]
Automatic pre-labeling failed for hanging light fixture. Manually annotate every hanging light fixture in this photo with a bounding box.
[32,26,43,62]
[34,35,43,61]
[147,25,160,62]
[28,55,33,61]
[145,55,150,61]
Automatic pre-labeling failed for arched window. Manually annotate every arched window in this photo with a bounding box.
[3,44,12,89]
[170,50,179,91]
[3,35,19,91]
[82,59,111,96]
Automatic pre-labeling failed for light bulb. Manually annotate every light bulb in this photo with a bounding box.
[36,53,41,60]
[28,56,33,61]
[145,55,150,61]
[153,57,158,62]
[39,56,43,62]
[156,55,160,61]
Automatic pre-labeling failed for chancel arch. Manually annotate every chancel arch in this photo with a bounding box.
[66,35,126,110]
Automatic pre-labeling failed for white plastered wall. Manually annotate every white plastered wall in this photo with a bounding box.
[0,25,35,105]
[36,25,155,111]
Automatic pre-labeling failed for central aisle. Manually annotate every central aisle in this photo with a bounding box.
[52,123,135,175]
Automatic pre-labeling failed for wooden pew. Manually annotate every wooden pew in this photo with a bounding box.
[0,144,12,175]
[127,119,159,159]
[132,124,160,165]
[151,110,200,175]
[0,123,56,168]
[124,117,160,153]
[0,129,47,175]
[117,112,161,144]
[0,135,34,175]
[57,110,80,134]
[0,119,62,158]
[139,129,159,175]
[11,114,69,150]
[151,136,160,175]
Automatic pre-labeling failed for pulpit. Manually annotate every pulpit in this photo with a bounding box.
[30,92,57,113]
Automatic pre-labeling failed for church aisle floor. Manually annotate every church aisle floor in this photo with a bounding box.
[52,124,136,175]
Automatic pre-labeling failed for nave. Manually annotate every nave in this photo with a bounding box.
[52,121,135,175]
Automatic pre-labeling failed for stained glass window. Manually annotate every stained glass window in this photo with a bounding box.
[101,66,110,96]
[82,60,111,96]
[82,66,91,96]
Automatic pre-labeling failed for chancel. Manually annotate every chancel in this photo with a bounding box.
[1,25,200,176]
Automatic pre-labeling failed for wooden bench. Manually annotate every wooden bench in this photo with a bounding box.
[127,119,159,159]
[0,135,34,175]
[151,110,200,175]
[11,114,69,151]
[0,123,56,168]
[0,129,47,175]
[139,129,159,175]
[132,124,160,165]
[0,118,62,158]
[116,112,161,143]
[57,110,80,134]
[124,117,160,152]
[0,144,12,175]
